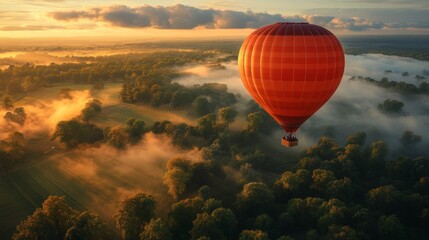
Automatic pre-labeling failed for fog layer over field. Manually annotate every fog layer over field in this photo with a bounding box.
[0,90,92,139]
[176,54,429,157]
[55,132,201,219]
[0,87,202,221]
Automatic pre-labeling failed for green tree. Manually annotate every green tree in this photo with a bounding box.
[52,120,104,148]
[239,230,270,240]
[277,235,294,240]
[280,197,323,232]
[306,137,340,160]
[195,113,217,140]
[245,111,264,134]
[198,185,211,200]
[13,196,78,240]
[419,82,429,93]
[3,107,27,125]
[369,141,388,162]
[150,91,163,107]
[367,185,402,213]
[346,132,367,146]
[126,119,146,142]
[327,225,359,240]
[193,97,213,117]
[317,199,348,234]
[2,94,14,109]
[311,169,336,194]
[191,208,237,239]
[190,213,221,240]
[13,209,57,240]
[236,182,274,216]
[275,169,311,198]
[168,197,204,240]
[115,192,156,240]
[0,132,25,174]
[326,178,353,201]
[80,99,102,121]
[217,107,238,129]
[202,198,223,214]
[298,157,321,171]
[400,130,422,147]
[378,99,404,114]
[211,208,237,239]
[254,214,274,233]
[107,126,129,149]
[140,218,172,240]
[170,90,192,109]
[378,215,406,240]
[64,211,110,240]
[163,157,193,199]
[345,144,362,163]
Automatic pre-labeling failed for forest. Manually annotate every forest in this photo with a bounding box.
[0,40,428,240]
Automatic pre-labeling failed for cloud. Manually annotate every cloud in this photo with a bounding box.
[328,17,384,31]
[47,4,429,31]
[304,8,429,29]
[306,15,335,26]
[48,4,299,29]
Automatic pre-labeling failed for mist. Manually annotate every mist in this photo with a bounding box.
[54,132,202,220]
[0,84,203,229]
[0,90,93,139]
[345,54,429,84]
[175,62,251,98]
[174,54,429,157]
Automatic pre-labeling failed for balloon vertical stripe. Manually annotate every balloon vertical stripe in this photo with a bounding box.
[238,22,345,135]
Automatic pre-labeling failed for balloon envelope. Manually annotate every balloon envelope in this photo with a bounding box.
[238,22,345,134]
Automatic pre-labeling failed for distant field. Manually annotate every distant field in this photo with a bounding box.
[14,83,194,126]
[93,103,193,128]
[15,83,122,106]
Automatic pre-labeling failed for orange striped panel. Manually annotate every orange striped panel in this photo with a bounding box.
[238,22,345,133]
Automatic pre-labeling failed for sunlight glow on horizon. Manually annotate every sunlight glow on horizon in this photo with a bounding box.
[0,0,428,38]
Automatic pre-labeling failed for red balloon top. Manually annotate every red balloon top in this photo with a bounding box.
[238,22,345,133]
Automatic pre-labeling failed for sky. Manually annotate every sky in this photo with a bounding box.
[0,0,428,38]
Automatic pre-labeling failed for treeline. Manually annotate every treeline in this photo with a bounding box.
[0,51,213,94]
[52,102,275,151]
[120,77,237,116]
[14,131,429,240]
[0,132,25,174]
[349,75,429,95]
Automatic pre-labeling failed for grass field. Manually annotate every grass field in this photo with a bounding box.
[0,140,179,239]
[14,82,124,106]
[1,83,196,239]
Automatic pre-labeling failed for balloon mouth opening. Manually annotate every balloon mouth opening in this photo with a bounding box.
[276,22,309,25]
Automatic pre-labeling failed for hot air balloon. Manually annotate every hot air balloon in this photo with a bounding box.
[238,22,345,147]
